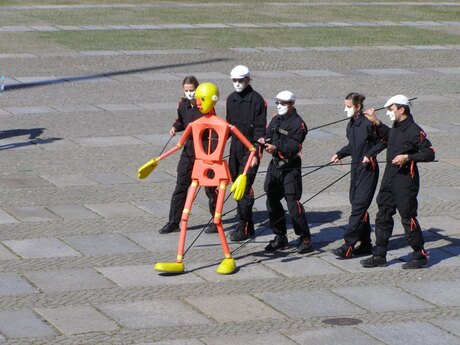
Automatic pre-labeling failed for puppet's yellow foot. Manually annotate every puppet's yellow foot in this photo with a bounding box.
[216,258,236,275]
[154,262,185,274]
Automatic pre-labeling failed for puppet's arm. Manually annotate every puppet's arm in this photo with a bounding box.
[229,125,256,201]
[138,126,192,179]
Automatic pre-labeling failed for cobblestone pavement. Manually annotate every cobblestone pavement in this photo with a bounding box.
[0,2,459,344]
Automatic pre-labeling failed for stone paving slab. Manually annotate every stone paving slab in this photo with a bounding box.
[332,285,434,313]
[289,69,345,77]
[431,318,460,338]
[132,200,172,219]
[0,273,37,295]
[86,172,138,185]
[32,138,77,151]
[0,310,56,338]
[3,237,81,259]
[73,136,146,146]
[261,256,345,277]
[35,305,119,335]
[126,227,241,253]
[62,233,146,256]
[422,186,460,201]
[357,68,417,75]
[80,50,120,56]
[0,138,39,150]
[419,215,460,235]
[300,192,350,208]
[46,204,102,220]
[191,258,282,282]
[1,206,60,222]
[0,176,51,188]
[251,70,295,78]
[134,73,182,81]
[0,208,18,224]
[185,294,285,322]
[285,327,386,345]
[256,289,366,318]
[96,264,206,288]
[202,333,297,345]
[0,244,18,260]
[84,202,148,218]
[99,300,212,329]
[4,106,56,114]
[135,102,179,111]
[399,280,460,307]
[143,340,204,345]
[358,321,460,345]
[428,67,460,74]
[430,122,460,132]
[41,174,99,187]
[95,103,144,111]
[24,268,115,292]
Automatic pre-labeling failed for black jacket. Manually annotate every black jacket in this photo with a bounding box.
[172,98,206,154]
[377,114,435,186]
[336,113,387,164]
[226,85,267,159]
[265,109,307,165]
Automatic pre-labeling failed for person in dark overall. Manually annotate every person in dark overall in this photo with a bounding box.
[330,93,387,259]
[258,91,313,254]
[226,65,267,241]
[159,76,217,234]
[361,95,435,269]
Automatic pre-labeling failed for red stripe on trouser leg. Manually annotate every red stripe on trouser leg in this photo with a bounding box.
[410,161,415,179]
[345,246,353,258]
[296,201,302,215]
[362,211,369,223]
[410,218,417,231]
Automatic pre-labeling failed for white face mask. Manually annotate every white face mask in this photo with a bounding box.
[386,110,396,121]
[233,80,248,93]
[277,104,289,116]
[344,106,355,118]
[184,90,195,100]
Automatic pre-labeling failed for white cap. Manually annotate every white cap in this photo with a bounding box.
[384,95,409,108]
[276,90,295,102]
[230,65,250,79]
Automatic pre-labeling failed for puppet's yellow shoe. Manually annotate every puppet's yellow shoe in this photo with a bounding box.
[216,258,236,275]
[154,262,184,274]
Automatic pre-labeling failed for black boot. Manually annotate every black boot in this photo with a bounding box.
[353,241,373,256]
[204,223,218,234]
[402,250,428,269]
[159,222,180,234]
[265,235,288,252]
[297,236,313,254]
[360,255,387,268]
[230,222,255,241]
[331,245,353,259]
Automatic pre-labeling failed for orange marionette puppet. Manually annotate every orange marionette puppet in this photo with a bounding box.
[138,82,256,275]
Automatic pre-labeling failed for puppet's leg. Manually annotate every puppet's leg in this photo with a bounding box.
[215,180,236,274]
[154,180,198,274]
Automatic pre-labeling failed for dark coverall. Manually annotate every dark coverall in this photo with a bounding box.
[226,85,267,232]
[263,110,311,239]
[167,98,216,226]
[373,114,435,258]
[336,114,387,249]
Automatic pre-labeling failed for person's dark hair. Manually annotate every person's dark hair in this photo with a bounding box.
[182,75,199,88]
[345,92,365,111]
[396,104,411,116]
